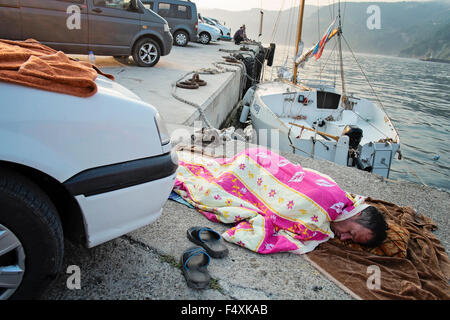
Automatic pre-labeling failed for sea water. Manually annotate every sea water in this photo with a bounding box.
[264,46,450,191]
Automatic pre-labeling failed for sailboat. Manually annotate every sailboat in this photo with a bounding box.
[242,0,401,178]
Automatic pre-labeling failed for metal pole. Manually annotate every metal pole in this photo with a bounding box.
[337,1,346,97]
[259,10,264,38]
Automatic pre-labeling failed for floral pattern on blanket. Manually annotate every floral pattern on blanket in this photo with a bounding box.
[174,148,362,254]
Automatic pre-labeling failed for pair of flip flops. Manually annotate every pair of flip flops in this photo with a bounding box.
[180,227,228,289]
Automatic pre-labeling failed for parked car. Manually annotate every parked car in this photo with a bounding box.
[141,0,198,47]
[197,20,221,45]
[0,70,178,299]
[203,16,231,41]
[0,0,173,67]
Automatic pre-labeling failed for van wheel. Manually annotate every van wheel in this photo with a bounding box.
[132,38,161,67]
[174,31,189,47]
[0,169,64,300]
[199,32,211,45]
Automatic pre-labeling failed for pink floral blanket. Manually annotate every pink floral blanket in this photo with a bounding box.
[173,148,364,254]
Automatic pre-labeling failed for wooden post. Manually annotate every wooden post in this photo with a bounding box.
[293,0,306,84]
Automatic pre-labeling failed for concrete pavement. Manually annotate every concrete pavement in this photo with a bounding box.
[42,140,449,300]
[73,40,243,129]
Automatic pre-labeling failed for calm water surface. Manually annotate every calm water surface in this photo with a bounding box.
[265,45,450,191]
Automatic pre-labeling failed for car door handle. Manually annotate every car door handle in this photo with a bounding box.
[92,8,102,13]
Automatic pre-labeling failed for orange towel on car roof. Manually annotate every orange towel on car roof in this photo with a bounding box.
[0,38,114,97]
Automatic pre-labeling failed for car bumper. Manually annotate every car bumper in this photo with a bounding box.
[65,150,178,247]
[211,33,221,42]
[76,172,176,247]
[162,32,173,56]
[190,33,199,42]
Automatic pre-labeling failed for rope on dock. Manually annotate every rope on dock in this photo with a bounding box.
[171,61,246,129]
[213,60,247,100]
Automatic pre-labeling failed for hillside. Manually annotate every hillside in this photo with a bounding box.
[199,1,450,59]
[399,22,450,59]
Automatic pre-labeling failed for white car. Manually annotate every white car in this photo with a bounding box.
[197,21,221,44]
[0,75,177,299]
[204,17,232,41]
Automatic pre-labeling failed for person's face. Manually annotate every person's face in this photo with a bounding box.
[330,214,373,244]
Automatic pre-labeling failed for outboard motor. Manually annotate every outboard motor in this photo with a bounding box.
[342,125,372,172]
[342,125,363,150]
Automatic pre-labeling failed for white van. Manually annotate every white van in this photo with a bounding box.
[0,72,177,299]
[0,0,173,67]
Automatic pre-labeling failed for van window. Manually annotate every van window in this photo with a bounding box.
[93,0,131,10]
[157,3,170,16]
[175,5,189,19]
[157,2,191,19]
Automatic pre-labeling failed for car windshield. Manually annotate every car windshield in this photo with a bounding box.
[209,18,220,25]
[203,17,215,25]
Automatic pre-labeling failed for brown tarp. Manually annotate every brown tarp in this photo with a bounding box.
[306,197,450,300]
[0,39,113,97]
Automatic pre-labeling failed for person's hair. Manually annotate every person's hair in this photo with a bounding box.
[354,206,388,248]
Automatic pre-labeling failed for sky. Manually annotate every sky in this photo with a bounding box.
[194,0,435,11]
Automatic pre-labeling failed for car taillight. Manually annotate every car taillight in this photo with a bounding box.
[195,21,198,31]
[154,112,170,146]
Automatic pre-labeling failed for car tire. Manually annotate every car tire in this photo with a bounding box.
[132,38,161,67]
[0,169,64,300]
[173,30,189,47]
[199,32,211,45]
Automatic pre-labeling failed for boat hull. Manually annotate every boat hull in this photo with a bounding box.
[246,82,400,178]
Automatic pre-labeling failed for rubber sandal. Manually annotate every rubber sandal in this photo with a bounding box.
[187,227,229,258]
[180,246,211,289]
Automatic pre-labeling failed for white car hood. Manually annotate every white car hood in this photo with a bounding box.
[0,76,164,182]
[95,75,142,102]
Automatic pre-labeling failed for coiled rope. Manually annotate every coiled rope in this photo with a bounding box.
[171,58,247,128]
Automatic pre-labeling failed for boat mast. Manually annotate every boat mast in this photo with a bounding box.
[336,0,348,106]
[293,0,306,84]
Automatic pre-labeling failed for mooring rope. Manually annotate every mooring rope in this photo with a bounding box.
[341,34,400,140]
[171,70,213,128]
[171,59,247,128]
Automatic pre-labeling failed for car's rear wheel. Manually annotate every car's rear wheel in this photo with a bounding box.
[132,38,161,67]
[0,169,63,300]
[199,32,211,45]
[174,30,189,47]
